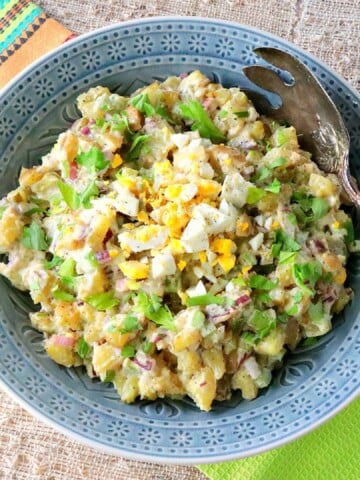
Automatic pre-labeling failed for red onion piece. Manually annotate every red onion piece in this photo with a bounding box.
[51,335,75,347]
[202,98,213,110]
[69,162,78,180]
[237,353,250,370]
[313,239,326,253]
[80,126,90,135]
[199,381,207,387]
[323,295,335,303]
[153,333,166,343]
[236,294,251,305]
[95,250,111,264]
[133,358,153,371]
[115,278,129,293]
[179,73,188,79]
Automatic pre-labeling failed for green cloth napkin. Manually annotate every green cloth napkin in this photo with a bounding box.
[198,397,359,480]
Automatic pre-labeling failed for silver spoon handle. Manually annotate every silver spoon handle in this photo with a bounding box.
[340,154,360,209]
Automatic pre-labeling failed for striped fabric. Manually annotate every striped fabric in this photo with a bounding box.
[0,0,73,88]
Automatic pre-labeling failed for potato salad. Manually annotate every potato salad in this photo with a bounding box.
[0,71,354,410]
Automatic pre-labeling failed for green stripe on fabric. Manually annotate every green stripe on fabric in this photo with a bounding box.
[0,3,42,52]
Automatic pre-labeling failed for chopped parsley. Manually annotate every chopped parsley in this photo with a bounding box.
[76,147,109,172]
[130,93,173,123]
[120,315,141,334]
[248,310,276,340]
[186,294,227,307]
[279,251,298,265]
[234,111,249,118]
[248,274,277,290]
[124,133,150,162]
[265,178,281,194]
[121,344,136,358]
[21,222,49,251]
[134,292,175,331]
[247,186,266,204]
[271,229,301,258]
[344,219,355,245]
[44,255,63,270]
[191,310,205,328]
[86,291,120,310]
[179,100,226,144]
[57,180,99,210]
[104,370,116,382]
[57,181,80,210]
[52,289,75,302]
[77,337,91,359]
[292,261,323,295]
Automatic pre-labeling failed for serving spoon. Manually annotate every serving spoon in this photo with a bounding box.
[242,47,360,208]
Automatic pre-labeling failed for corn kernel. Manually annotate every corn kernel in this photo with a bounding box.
[332,221,340,229]
[271,220,280,230]
[123,223,135,230]
[236,220,250,236]
[177,260,187,271]
[334,268,347,285]
[137,211,150,223]
[198,251,207,263]
[111,153,123,168]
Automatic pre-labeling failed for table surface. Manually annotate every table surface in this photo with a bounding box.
[0,1,359,479]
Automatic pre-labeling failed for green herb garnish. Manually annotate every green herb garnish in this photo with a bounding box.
[248,310,276,340]
[179,100,226,143]
[234,111,249,118]
[265,178,281,194]
[292,261,323,295]
[21,222,49,251]
[135,291,175,331]
[248,274,277,290]
[52,289,75,302]
[344,219,355,245]
[121,344,136,358]
[57,181,80,210]
[125,133,150,162]
[86,291,120,310]
[186,294,227,306]
[44,255,63,269]
[142,340,155,354]
[279,251,298,264]
[104,370,116,382]
[76,147,109,172]
[120,315,141,334]
[191,310,205,328]
[77,337,91,359]
[247,186,266,204]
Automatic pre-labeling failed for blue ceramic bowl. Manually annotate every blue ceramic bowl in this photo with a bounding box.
[0,17,359,464]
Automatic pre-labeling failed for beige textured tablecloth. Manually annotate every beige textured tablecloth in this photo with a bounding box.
[0,1,359,479]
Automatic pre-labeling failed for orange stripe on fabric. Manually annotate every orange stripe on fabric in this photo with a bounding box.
[0,18,72,88]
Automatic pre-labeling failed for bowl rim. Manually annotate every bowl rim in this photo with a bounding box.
[0,15,359,465]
